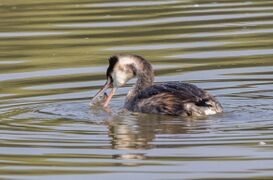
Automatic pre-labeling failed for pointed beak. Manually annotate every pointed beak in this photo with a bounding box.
[90,78,112,105]
[90,78,117,107]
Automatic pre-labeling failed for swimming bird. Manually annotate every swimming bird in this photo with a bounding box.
[90,54,223,116]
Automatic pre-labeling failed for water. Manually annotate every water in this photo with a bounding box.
[0,0,273,179]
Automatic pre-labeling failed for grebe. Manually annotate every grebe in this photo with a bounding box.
[90,54,223,116]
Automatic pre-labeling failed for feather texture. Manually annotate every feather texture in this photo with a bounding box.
[125,82,223,116]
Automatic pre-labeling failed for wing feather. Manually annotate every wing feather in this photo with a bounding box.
[126,82,220,115]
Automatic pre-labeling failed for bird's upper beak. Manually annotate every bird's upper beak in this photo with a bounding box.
[90,78,117,107]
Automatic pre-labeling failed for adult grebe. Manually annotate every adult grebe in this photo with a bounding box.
[90,54,223,116]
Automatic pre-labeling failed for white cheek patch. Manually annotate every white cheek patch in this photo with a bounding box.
[111,57,137,87]
[112,70,128,87]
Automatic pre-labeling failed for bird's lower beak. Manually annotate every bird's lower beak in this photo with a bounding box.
[103,87,116,108]
[90,79,116,107]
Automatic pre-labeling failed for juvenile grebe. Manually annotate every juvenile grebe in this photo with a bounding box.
[90,54,223,116]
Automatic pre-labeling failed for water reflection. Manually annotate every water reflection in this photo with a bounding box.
[107,112,209,160]
[108,114,154,160]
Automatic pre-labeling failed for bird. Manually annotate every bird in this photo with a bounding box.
[90,54,223,116]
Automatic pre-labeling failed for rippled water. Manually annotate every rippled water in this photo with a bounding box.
[0,0,273,179]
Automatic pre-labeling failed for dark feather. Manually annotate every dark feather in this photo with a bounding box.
[106,56,118,81]
[125,81,222,116]
[136,82,207,102]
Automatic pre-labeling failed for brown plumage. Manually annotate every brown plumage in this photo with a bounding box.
[90,54,223,116]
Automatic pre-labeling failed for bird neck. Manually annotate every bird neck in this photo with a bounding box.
[126,64,154,103]
[135,71,154,92]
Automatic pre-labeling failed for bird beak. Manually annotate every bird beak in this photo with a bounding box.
[103,87,116,108]
[90,78,117,107]
[90,78,112,105]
